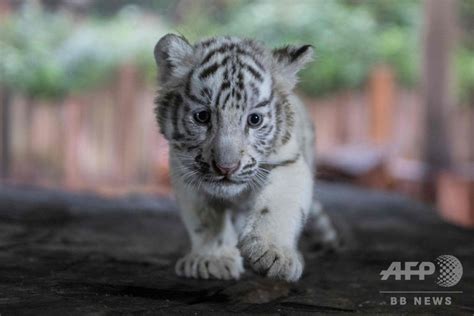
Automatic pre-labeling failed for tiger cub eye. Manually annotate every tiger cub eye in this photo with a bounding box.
[247,113,263,128]
[193,110,211,124]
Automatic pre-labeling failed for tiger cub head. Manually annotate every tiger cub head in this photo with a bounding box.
[154,35,313,198]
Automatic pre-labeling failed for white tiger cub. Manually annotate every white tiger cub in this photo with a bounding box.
[154,34,337,282]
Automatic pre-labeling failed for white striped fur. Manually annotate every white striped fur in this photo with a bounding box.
[154,35,337,282]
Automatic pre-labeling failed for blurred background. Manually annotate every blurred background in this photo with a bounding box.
[0,0,472,226]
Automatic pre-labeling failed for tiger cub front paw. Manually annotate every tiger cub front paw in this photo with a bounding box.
[239,235,304,282]
[175,247,244,280]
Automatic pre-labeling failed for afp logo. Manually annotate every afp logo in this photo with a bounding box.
[380,255,463,287]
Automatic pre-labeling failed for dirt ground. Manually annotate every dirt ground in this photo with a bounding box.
[0,182,473,315]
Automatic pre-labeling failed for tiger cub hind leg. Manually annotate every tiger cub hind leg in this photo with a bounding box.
[304,200,342,252]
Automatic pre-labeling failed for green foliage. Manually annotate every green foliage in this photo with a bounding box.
[0,4,70,98]
[374,22,420,87]
[456,48,474,105]
[0,3,165,100]
[364,0,421,87]
[0,0,472,103]
[459,0,474,50]
[177,0,420,96]
[354,0,419,28]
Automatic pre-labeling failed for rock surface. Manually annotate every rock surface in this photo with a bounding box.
[0,182,473,314]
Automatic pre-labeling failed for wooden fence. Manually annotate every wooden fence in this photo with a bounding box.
[0,65,472,201]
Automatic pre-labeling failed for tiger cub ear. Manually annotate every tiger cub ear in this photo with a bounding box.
[271,44,314,91]
[154,34,194,86]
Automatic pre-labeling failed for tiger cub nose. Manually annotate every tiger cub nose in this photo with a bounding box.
[213,161,240,176]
